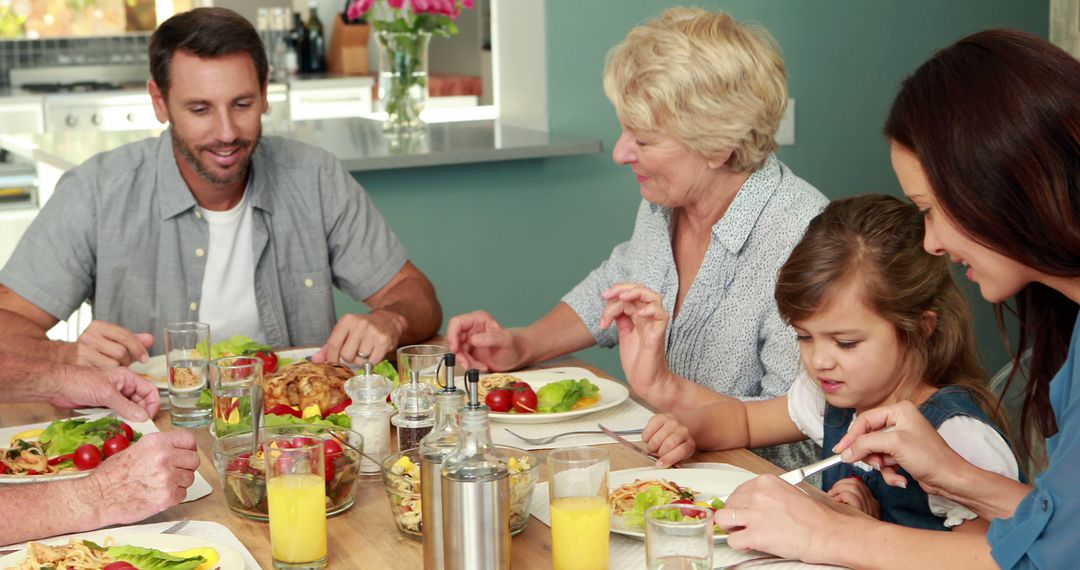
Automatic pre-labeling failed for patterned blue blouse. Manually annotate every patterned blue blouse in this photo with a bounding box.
[562,155,828,467]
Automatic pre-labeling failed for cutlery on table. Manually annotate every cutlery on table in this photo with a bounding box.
[0,518,191,556]
[597,423,677,468]
[778,454,843,486]
[503,427,643,446]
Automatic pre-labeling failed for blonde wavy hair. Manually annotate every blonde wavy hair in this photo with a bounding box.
[603,7,787,172]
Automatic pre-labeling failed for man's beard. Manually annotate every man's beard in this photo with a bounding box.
[172,127,260,186]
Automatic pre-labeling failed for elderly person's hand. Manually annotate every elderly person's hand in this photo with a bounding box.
[71,320,154,369]
[44,366,160,422]
[833,400,966,493]
[715,474,856,563]
[599,283,674,399]
[76,430,199,527]
[446,310,528,372]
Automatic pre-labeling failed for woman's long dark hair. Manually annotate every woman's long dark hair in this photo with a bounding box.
[884,29,1080,469]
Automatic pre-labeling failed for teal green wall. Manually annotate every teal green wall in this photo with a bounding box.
[340,0,1048,380]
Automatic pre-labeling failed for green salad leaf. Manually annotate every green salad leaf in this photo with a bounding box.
[536,379,600,413]
[107,545,206,570]
[622,484,677,530]
[373,359,399,385]
[38,417,141,456]
[263,412,351,429]
[207,335,273,359]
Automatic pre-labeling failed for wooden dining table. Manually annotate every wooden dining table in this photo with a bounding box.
[0,357,819,569]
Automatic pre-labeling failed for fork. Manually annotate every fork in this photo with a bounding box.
[504,427,643,446]
[0,518,191,556]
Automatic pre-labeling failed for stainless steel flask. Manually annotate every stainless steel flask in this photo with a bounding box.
[420,354,463,569]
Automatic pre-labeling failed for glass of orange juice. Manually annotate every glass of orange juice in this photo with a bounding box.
[548,447,610,570]
[266,434,328,569]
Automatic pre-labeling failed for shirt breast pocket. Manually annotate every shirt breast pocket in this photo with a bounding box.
[283,268,333,297]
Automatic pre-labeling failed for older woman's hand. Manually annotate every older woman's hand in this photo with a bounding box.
[599,283,673,399]
[833,401,967,494]
[446,310,526,372]
[714,474,855,564]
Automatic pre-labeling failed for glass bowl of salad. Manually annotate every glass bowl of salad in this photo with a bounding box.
[380,445,539,540]
[213,423,363,520]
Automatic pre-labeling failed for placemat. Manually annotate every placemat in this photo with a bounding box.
[493,398,654,450]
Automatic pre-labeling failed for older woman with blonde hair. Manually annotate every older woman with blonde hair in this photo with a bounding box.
[448,7,827,468]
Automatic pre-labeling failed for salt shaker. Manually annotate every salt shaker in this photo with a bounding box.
[441,369,511,570]
[392,369,436,451]
[421,354,464,570]
[345,362,393,474]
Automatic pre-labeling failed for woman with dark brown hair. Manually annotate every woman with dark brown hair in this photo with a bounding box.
[706,30,1079,568]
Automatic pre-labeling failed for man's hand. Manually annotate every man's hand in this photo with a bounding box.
[69,320,154,368]
[79,430,200,527]
[445,311,528,372]
[314,310,405,365]
[46,366,160,422]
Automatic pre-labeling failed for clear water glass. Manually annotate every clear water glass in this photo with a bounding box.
[645,504,714,570]
[164,322,212,427]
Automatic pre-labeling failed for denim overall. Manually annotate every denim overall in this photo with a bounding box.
[820,386,1008,531]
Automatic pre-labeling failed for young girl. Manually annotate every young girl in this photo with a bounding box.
[625,193,1020,531]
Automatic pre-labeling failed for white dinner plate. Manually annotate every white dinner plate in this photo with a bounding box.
[0,411,159,484]
[608,467,757,542]
[0,532,244,569]
[130,347,319,389]
[485,367,630,424]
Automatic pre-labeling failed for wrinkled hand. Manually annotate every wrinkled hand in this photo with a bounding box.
[81,431,199,527]
[598,284,672,397]
[445,310,526,372]
[714,474,852,563]
[314,311,404,365]
[642,413,695,468]
[72,320,154,368]
[827,476,880,519]
[834,401,964,493]
[47,366,160,422]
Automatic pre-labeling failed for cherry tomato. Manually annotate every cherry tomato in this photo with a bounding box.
[291,436,318,448]
[102,434,130,458]
[226,453,252,474]
[671,498,706,518]
[485,389,513,413]
[324,458,335,482]
[0,462,8,474]
[511,388,538,413]
[104,562,139,570]
[118,422,135,441]
[73,444,103,470]
[253,350,279,375]
[323,439,344,459]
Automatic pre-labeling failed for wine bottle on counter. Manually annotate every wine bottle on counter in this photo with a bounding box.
[303,0,326,73]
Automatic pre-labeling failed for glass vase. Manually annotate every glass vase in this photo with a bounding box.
[377,30,431,132]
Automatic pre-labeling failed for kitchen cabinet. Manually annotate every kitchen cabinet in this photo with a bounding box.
[287,76,375,120]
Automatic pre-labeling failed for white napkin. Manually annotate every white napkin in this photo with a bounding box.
[493,398,654,450]
[0,520,259,570]
[528,464,843,569]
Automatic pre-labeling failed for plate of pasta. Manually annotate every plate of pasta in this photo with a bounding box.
[477,368,629,424]
[0,532,244,569]
[608,467,757,541]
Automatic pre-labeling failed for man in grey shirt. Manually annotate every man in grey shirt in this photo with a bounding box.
[0,8,441,367]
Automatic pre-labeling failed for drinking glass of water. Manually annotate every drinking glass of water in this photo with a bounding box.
[164,321,212,427]
[645,504,714,570]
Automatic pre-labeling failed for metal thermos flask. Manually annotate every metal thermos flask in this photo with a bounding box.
[421,354,463,570]
[440,369,511,570]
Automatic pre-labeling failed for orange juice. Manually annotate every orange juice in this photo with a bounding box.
[551,496,609,570]
[267,473,328,564]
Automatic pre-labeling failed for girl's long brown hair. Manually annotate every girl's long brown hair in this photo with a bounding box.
[775,195,1006,437]
[884,30,1080,470]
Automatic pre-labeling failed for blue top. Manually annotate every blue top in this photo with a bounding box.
[821,387,1007,530]
[988,314,1080,568]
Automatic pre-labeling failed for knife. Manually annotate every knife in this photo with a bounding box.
[778,454,844,485]
[597,423,678,469]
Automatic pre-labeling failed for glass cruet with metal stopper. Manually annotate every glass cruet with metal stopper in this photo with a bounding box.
[440,369,510,570]
[392,369,437,451]
[420,353,464,570]
[344,362,393,474]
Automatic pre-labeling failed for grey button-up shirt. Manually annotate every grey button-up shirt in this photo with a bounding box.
[562,155,829,469]
[0,132,407,354]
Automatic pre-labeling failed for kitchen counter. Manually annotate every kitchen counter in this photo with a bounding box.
[0,117,602,173]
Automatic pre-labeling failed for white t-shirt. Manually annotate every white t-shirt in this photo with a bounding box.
[787,369,1020,527]
[197,185,267,344]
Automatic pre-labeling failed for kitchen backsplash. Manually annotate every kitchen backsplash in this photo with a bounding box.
[0,34,151,88]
